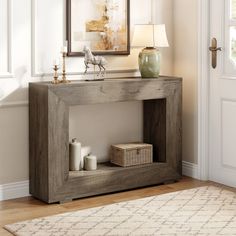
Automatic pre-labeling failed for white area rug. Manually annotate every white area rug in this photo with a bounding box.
[4,186,236,236]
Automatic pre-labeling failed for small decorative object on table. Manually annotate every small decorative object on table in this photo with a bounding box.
[84,154,97,171]
[51,44,71,85]
[110,143,153,167]
[83,46,107,81]
[52,59,60,84]
[61,45,70,83]
[132,24,169,78]
[69,138,81,171]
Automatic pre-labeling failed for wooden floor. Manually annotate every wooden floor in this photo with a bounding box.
[1,177,235,236]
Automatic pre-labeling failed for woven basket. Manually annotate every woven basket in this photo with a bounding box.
[110,143,153,167]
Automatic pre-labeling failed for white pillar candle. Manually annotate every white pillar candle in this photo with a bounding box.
[81,146,91,170]
[53,58,60,66]
[69,138,81,171]
[61,46,67,53]
[84,154,97,171]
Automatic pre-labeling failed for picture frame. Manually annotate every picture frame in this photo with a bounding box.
[66,0,130,56]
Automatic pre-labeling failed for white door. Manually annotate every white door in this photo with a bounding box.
[209,0,236,187]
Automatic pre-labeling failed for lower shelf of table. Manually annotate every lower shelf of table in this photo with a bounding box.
[46,162,181,203]
[69,162,166,179]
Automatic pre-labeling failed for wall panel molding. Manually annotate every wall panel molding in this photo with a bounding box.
[0,100,28,108]
[182,161,199,179]
[0,0,13,78]
[0,180,29,201]
[31,0,37,77]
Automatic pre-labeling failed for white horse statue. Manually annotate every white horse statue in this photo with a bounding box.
[83,46,107,76]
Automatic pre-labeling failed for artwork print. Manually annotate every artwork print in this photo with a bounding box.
[67,0,130,56]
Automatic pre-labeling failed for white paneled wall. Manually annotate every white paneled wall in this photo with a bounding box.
[0,0,174,185]
[0,0,8,74]
[173,0,198,164]
[0,0,12,77]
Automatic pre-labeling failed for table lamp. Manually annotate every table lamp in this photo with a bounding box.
[132,24,169,78]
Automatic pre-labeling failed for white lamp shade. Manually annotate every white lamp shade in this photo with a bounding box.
[132,24,169,48]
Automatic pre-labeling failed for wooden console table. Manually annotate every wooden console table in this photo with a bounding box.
[29,77,182,203]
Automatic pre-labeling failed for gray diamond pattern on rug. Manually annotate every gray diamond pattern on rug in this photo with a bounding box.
[4,186,236,236]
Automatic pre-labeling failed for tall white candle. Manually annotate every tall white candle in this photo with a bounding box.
[69,138,81,171]
[53,58,60,66]
[61,46,67,53]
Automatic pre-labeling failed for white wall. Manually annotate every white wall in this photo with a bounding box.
[173,0,198,164]
[0,0,174,185]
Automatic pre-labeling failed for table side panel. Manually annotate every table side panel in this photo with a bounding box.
[166,82,182,173]
[48,90,69,198]
[143,99,166,163]
[29,84,49,202]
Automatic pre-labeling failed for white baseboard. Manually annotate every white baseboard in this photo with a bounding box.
[0,180,30,201]
[182,161,199,179]
[0,161,199,201]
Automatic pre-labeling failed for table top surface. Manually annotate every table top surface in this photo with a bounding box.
[30,76,182,88]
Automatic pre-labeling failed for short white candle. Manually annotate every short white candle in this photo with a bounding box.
[81,146,91,170]
[84,154,97,171]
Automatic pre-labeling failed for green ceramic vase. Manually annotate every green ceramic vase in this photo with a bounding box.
[138,47,160,78]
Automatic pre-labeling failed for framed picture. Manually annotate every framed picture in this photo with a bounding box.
[67,0,130,56]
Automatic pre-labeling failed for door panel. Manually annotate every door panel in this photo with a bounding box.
[222,99,236,168]
[209,0,236,187]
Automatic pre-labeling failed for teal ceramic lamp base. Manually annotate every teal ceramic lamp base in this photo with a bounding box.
[138,47,161,78]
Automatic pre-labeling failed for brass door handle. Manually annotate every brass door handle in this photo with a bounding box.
[209,38,222,69]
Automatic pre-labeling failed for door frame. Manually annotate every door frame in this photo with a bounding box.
[197,0,210,180]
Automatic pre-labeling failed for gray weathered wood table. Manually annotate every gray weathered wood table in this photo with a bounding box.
[29,77,182,203]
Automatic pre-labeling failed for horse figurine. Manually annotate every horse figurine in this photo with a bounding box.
[83,46,107,76]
